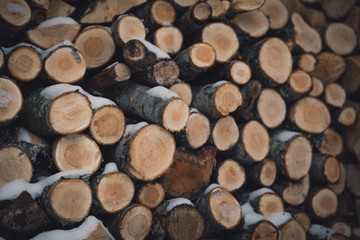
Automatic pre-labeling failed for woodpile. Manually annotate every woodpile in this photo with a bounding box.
[1,0,360,239]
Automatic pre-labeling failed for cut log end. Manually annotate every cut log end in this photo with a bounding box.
[172,0,198,8]
[291,97,331,134]
[312,188,338,219]
[53,133,101,174]
[215,83,243,116]
[0,77,23,125]
[295,212,311,232]
[309,77,324,97]
[202,23,239,63]
[260,0,289,30]
[154,26,183,56]
[257,88,286,129]
[298,53,317,73]
[90,105,126,145]
[207,0,230,19]
[282,174,310,206]
[243,120,270,162]
[115,15,146,45]
[189,43,216,69]
[151,0,176,25]
[338,106,357,126]
[230,61,251,85]
[0,0,31,27]
[45,46,87,83]
[128,124,175,181]
[319,128,343,157]
[278,220,306,240]
[230,0,265,11]
[325,23,357,55]
[323,156,340,184]
[163,98,189,132]
[321,0,355,20]
[192,2,212,23]
[212,116,239,151]
[138,182,165,209]
[8,46,42,82]
[324,83,346,108]
[50,179,92,223]
[152,60,180,87]
[329,162,346,195]
[118,205,152,240]
[232,10,269,38]
[259,38,292,84]
[257,193,284,217]
[49,92,93,135]
[331,222,352,238]
[311,52,345,85]
[260,160,277,187]
[289,70,312,94]
[217,159,245,192]
[252,221,278,240]
[97,172,135,213]
[169,82,192,106]
[0,146,32,187]
[185,112,210,149]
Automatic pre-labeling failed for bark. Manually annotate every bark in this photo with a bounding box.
[278,219,306,240]
[233,80,262,121]
[245,159,277,187]
[209,115,239,151]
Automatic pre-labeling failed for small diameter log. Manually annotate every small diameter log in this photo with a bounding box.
[250,191,284,217]
[109,204,152,240]
[91,171,135,214]
[231,10,269,39]
[259,0,289,30]
[293,211,311,232]
[137,182,165,209]
[201,22,239,63]
[153,26,183,56]
[345,7,360,37]
[310,52,346,85]
[324,83,346,108]
[161,146,216,200]
[269,131,312,181]
[206,0,229,19]
[241,220,278,240]
[273,174,310,206]
[122,39,179,87]
[196,184,242,230]
[337,106,357,127]
[177,2,212,35]
[110,82,189,132]
[309,77,324,97]
[220,60,251,85]
[329,162,346,195]
[174,109,210,149]
[111,15,146,48]
[0,77,23,128]
[324,23,357,56]
[27,17,81,49]
[40,179,92,225]
[226,120,270,164]
[278,219,306,240]
[209,115,239,151]
[318,129,343,157]
[175,43,216,81]
[216,159,246,192]
[0,48,4,72]
[22,85,93,135]
[112,122,175,181]
[321,0,356,20]
[330,221,352,238]
[346,164,360,197]
[153,198,204,240]
[246,159,277,187]
[308,188,338,219]
[290,97,331,134]
[53,133,101,174]
[297,53,317,73]
[230,0,265,12]
[86,62,131,96]
[80,0,147,24]
[169,81,192,106]
[278,70,312,102]
[169,0,199,10]
[7,44,42,82]
[0,146,32,187]
[191,81,242,119]
[291,13,322,54]
[257,88,286,129]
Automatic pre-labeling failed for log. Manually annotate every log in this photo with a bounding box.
[177,1,212,35]
[307,188,338,219]
[308,224,350,240]
[216,60,251,85]
[111,15,146,48]
[257,88,286,128]
[216,159,246,192]
[111,122,175,181]
[343,101,360,163]
[309,77,324,97]
[0,77,23,128]
[297,53,317,73]
[318,128,343,157]
[110,82,189,132]
[324,23,357,56]
[310,52,346,85]
[53,133,102,174]
[152,26,183,56]
[310,154,341,184]
[293,211,311,232]
[206,0,230,19]
[137,182,165,209]
[324,83,346,108]
[209,115,239,151]
[329,162,346,195]
[246,159,277,187]
[273,174,310,206]
[296,1,327,28]
[0,48,4,73]
[249,190,284,217]
[330,221,352,238]
[321,0,356,20]
[230,0,265,12]
[230,10,269,39]
[241,220,278,240]
[269,130,312,181]
[161,146,216,200]
[259,0,289,30]
[22,84,93,135]
[153,198,204,240]
[39,179,92,225]
[278,219,306,240]
[346,163,360,197]
[278,70,312,102]
[45,0,76,20]
[336,106,357,127]
[74,26,115,69]
[169,81,192,106]
[342,56,360,95]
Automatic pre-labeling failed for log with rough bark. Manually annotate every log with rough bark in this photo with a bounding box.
[309,154,341,184]
[231,10,269,40]
[307,188,338,219]
[168,81,192,106]
[177,1,212,35]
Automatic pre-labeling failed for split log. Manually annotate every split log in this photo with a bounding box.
[74,26,115,69]
[110,82,189,132]
[241,220,278,240]
[259,0,289,30]
[278,70,312,102]
[257,88,286,128]
[206,0,230,19]
[169,81,192,106]
[137,182,165,209]
[111,122,175,181]
[297,53,317,73]
[85,62,131,96]
[0,77,23,128]
[191,81,242,119]
[309,77,324,97]
[342,56,360,95]
[329,162,346,195]
[39,179,92,225]
[26,17,81,49]
[216,159,246,192]
[269,130,312,181]
[230,0,266,12]
[196,184,242,230]
[318,128,343,157]
[324,23,357,56]
[152,26,183,56]
[310,52,346,85]
[321,0,356,20]
[246,159,277,187]
[153,198,204,240]
[307,188,338,219]
[53,133,102,174]
[278,219,306,240]
[336,106,357,127]
[22,84,93,135]
[109,204,152,240]
[249,190,284,217]
[161,146,216,200]
[174,109,210,150]
[209,116,239,151]
[177,1,212,35]
[230,10,269,40]
[111,15,146,48]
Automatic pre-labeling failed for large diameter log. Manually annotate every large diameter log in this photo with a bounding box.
[246,159,277,187]
[209,115,239,151]
[110,82,189,132]
[112,122,175,181]
[22,85,93,135]
[324,23,357,56]
[0,77,23,128]
[153,198,204,240]
[137,182,165,209]
[111,15,146,48]
[257,88,286,129]
[216,159,246,192]
[269,131,312,181]
[310,52,346,85]
[40,179,92,225]
[310,154,340,184]
[161,146,216,200]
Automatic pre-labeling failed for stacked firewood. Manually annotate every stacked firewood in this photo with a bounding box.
[0,0,360,239]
